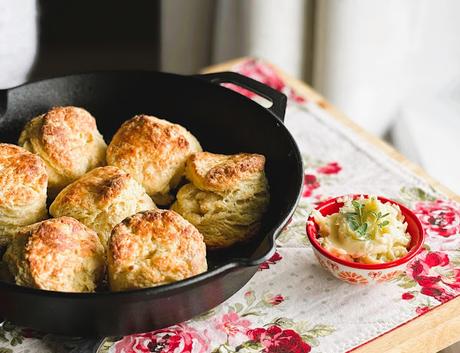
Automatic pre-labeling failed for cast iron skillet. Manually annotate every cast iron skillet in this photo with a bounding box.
[0,71,303,337]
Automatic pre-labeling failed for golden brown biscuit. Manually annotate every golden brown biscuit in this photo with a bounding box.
[108,209,207,291]
[0,144,48,245]
[18,106,107,197]
[49,166,155,248]
[106,115,202,205]
[172,152,270,248]
[185,152,266,193]
[3,217,105,292]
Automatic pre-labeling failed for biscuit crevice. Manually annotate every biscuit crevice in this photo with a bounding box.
[106,115,202,205]
[50,166,156,248]
[172,152,270,248]
[0,144,48,245]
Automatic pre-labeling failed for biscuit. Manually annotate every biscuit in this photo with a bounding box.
[49,166,155,248]
[19,106,107,197]
[171,152,269,248]
[0,144,48,245]
[108,209,207,291]
[3,217,105,292]
[106,115,202,205]
[185,152,266,193]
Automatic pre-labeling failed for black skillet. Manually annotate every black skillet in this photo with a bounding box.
[0,71,303,337]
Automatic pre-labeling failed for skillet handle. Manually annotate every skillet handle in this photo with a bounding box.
[225,229,278,268]
[194,72,287,122]
[245,230,278,267]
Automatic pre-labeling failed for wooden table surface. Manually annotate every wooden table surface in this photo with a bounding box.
[203,58,460,353]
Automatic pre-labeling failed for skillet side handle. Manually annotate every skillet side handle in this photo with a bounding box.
[0,90,7,116]
[231,229,278,268]
[247,231,277,267]
[194,72,287,122]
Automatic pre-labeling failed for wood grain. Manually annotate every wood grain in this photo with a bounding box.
[202,57,460,353]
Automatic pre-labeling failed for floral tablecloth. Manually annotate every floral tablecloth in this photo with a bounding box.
[1,59,460,353]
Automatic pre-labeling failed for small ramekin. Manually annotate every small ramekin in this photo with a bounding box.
[306,195,425,285]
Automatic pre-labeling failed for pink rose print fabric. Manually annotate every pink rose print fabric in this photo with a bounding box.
[413,200,460,238]
[214,312,250,338]
[303,174,320,198]
[316,162,342,175]
[246,325,312,353]
[389,195,460,313]
[265,294,285,306]
[114,324,209,353]
[259,251,283,271]
[406,251,460,303]
[300,161,342,199]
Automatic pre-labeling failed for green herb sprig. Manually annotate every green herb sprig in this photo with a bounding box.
[342,200,390,241]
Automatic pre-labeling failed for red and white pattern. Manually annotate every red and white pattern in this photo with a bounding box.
[113,325,209,353]
[414,200,460,238]
[2,59,460,353]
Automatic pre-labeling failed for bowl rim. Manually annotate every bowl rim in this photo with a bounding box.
[306,194,425,270]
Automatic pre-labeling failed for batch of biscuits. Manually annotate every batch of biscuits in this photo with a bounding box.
[0,106,270,292]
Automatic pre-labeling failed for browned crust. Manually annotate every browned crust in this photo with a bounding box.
[107,115,191,165]
[18,107,107,190]
[108,209,207,290]
[39,107,98,170]
[26,217,101,260]
[185,152,266,193]
[106,115,202,203]
[7,217,105,291]
[110,210,203,264]
[0,143,48,206]
[52,166,132,209]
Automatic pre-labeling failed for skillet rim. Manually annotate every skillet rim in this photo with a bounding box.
[0,70,303,298]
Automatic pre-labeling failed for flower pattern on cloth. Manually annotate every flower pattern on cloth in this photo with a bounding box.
[113,325,209,353]
[316,162,342,175]
[302,174,320,198]
[413,200,460,238]
[213,312,251,346]
[246,326,312,353]
[398,250,460,305]
[1,59,460,353]
[259,252,283,271]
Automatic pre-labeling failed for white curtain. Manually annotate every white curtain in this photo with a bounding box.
[0,0,37,88]
[162,0,460,195]
[161,0,312,79]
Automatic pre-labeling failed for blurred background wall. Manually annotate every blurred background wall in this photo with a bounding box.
[0,0,459,196]
[161,0,460,197]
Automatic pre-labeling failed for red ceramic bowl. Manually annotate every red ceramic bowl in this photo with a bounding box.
[306,195,425,284]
